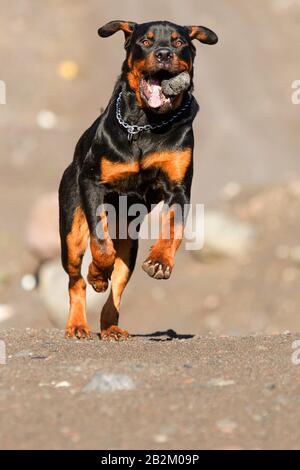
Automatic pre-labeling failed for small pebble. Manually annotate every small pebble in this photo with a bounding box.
[0,304,14,322]
[221,182,242,200]
[216,418,237,434]
[153,433,168,444]
[55,381,71,388]
[36,110,58,130]
[252,414,262,422]
[82,372,135,393]
[207,378,235,387]
[21,274,37,291]
[15,350,34,358]
[60,426,80,443]
[265,383,276,391]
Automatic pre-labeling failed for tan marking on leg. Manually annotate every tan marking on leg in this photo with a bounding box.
[100,238,133,340]
[142,206,184,279]
[87,210,116,292]
[66,207,89,277]
[142,149,192,183]
[65,207,91,338]
[65,278,91,339]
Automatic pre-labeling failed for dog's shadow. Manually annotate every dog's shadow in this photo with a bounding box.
[132,329,194,342]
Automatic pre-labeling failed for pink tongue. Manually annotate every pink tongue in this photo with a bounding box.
[148,84,163,108]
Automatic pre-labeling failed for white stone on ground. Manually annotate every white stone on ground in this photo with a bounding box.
[82,372,135,393]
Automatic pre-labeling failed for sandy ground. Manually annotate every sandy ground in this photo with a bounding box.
[1,329,300,450]
[1,0,300,336]
[0,0,300,451]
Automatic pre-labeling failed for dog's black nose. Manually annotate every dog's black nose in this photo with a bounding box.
[155,48,173,63]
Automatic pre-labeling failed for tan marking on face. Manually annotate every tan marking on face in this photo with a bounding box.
[147,31,154,39]
[142,149,192,182]
[101,157,140,183]
[171,31,178,40]
[127,58,147,106]
[127,52,134,69]
[174,55,193,73]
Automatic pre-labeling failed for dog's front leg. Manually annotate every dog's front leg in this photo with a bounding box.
[79,169,116,293]
[142,186,189,280]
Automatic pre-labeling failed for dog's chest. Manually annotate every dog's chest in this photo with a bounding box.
[100,149,191,190]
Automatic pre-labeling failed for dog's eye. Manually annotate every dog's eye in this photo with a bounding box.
[142,39,151,47]
[174,39,184,48]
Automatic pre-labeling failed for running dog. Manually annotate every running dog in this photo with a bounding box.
[59,20,218,340]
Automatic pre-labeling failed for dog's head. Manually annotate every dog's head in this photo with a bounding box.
[98,20,218,113]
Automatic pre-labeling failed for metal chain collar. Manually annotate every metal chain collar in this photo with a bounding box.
[116,91,192,142]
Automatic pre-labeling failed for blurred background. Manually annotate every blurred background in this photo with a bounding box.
[0,0,300,336]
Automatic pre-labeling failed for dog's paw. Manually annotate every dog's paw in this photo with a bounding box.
[87,262,111,292]
[87,263,109,292]
[100,326,130,341]
[142,259,172,280]
[65,324,92,339]
[87,273,109,293]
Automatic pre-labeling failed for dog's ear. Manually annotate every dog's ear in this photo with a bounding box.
[185,26,218,45]
[98,20,137,47]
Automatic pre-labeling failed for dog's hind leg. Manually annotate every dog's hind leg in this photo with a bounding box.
[100,237,138,341]
[59,167,91,339]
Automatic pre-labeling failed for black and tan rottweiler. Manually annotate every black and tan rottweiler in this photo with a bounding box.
[59,20,218,340]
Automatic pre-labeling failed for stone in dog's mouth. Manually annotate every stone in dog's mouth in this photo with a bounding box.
[140,70,177,111]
